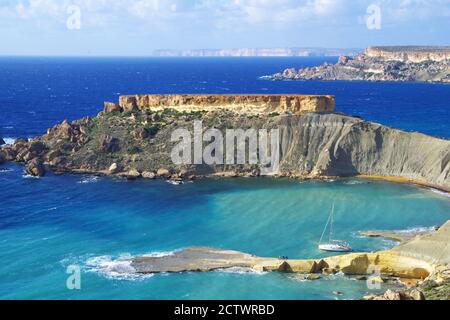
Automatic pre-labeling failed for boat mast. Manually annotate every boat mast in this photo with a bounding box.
[319,203,334,244]
[329,203,334,242]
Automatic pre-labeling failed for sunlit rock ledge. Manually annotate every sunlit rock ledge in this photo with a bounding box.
[113,94,336,115]
[128,221,450,300]
[131,221,450,279]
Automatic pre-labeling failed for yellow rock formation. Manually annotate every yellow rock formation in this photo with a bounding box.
[116,94,335,115]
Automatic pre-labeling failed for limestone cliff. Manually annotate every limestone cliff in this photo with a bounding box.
[366,46,450,63]
[115,94,336,115]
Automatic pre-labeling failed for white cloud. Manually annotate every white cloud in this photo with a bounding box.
[0,0,449,29]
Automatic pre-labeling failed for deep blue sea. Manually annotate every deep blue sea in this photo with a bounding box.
[0,57,449,300]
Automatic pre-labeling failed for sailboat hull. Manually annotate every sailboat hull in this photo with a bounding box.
[318,244,352,252]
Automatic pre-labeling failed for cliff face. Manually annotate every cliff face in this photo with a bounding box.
[2,100,448,190]
[276,114,450,189]
[116,94,336,115]
[366,46,450,63]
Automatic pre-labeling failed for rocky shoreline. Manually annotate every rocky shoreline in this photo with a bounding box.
[268,46,450,83]
[0,94,449,191]
[112,221,450,300]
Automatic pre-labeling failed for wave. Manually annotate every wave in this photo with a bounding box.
[2,137,16,145]
[214,267,267,275]
[343,180,371,185]
[84,250,178,281]
[428,188,450,198]
[22,174,40,179]
[77,176,100,184]
[141,250,177,258]
[85,255,152,281]
[394,226,438,234]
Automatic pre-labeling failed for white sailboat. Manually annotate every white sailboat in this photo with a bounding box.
[318,203,352,252]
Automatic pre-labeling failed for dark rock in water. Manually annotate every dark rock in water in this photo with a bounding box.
[0,137,5,146]
[1,146,17,161]
[100,135,120,153]
[26,159,45,177]
[0,150,6,164]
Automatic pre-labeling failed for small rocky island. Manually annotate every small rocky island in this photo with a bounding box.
[269,46,450,83]
[0,94,449,191]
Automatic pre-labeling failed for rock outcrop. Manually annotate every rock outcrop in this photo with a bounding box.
[269,46,450,83]
[360,227,439,243]
[365,46,450,63]
[25,159,45,177]
[115,94,336,115]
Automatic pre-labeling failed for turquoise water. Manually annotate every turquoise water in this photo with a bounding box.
[0,163,449,300]
[1,56,450,300]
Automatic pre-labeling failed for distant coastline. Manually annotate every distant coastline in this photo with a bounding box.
[153,47,361,57]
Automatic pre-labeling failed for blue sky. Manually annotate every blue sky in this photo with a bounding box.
[0,0,449,56]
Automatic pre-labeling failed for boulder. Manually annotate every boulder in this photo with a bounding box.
[156,168,171,178]
[2,147,17,161]
[407,289,426,301]
[57,120,73,139]
[381,290,402,300]
[22,152,35,162]
[45,150,62,162]
[142,171,156,179]
[120,96,138,113]
[311,259,329,273]
[108,163,120,174]
[338,55,351,65]
[100,135,120,153]
[0,150,5,164]
[341,254,370,275]
[0,137,5,146]
[104,102,122,113]
[120,169,141,180]
[26,159,45,177]
[28,140,47,155]
[133,128,149,140]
